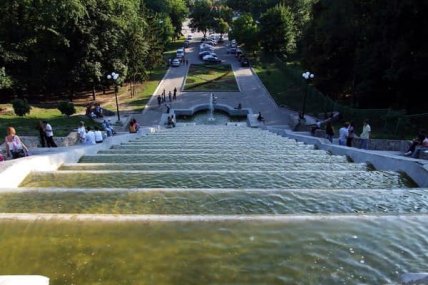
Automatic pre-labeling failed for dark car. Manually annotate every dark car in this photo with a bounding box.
[204,56,222,64]
[241,58,250,67]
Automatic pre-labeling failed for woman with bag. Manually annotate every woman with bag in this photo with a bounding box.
[4,127,29,159]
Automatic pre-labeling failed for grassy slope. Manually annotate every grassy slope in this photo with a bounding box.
[184,64,239,92]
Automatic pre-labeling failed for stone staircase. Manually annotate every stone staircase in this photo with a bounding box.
[0,125,426,285]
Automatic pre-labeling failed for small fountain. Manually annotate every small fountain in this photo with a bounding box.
[207,93,215,121]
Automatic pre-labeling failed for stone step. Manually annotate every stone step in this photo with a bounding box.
[20,170,413,189]
[60,162,368,171]
[1,188,426,215]
[97,149,325,155]
[77,153,347,164]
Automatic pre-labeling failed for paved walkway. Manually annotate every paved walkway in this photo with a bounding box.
[134,27,292,128]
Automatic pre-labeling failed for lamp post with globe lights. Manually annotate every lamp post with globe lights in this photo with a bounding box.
[107,72,120,122]
[301,71,315,118]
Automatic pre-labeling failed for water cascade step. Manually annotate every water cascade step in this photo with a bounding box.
[0,125,425,284]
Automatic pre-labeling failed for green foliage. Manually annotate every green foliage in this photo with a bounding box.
[229,14,259,52]
[0,67,12,89]
[57,101,76,117]
[0,0,179,99]
[259,4,296,55]
[301,0,428,113]
[189,0,214,37]
[11,98,31,117]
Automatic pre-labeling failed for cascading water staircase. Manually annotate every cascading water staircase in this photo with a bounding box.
[0,125,427,285]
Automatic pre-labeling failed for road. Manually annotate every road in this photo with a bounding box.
[136,27,292,128]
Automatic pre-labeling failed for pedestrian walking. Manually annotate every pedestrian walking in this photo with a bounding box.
[36,120,46,147]
[168,91,172,102]
[157,95,161,106]
[186,59,189,66]
[173,87,177,100]
[43,121,57,147]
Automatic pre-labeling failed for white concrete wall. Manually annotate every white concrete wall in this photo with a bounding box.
[268,127,428,187]
[0,127,157,188]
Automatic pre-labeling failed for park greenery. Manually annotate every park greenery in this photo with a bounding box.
[0,0,187,102]
[184,64,239,92]
[0,0,427,138]
[188,0,428,116]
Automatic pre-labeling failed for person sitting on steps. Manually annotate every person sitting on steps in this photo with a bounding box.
[257,112,265,123]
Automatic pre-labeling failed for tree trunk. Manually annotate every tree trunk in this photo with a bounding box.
[92,85,96,101]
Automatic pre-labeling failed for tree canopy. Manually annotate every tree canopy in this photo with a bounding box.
[0,0,180,100]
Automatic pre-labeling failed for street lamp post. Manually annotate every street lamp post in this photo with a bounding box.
[107,72,120,122]
[301,71,315,118]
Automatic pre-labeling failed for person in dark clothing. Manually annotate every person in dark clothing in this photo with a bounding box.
[405,131,426,156]
[325,121,335,143]
[173,88,177,100]
[36,120,46,147]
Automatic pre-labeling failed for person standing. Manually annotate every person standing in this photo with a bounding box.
[325,121,335,143]
[157,95,162,106]
[77,121,86,144]
[338,122,349,146]
[173,87,177,100]
[346,122,355,147]
[168,91,172,102]
[4,127,29,159]
[43,121,57,147]
[359,120,371,149]
[36,120,46,147]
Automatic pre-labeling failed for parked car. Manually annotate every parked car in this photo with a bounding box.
[227,47,237,54]
[176,48,184,58]
[199,44,214,52]
[171,58,181,67]
[187,34,193,40]
[203,56,222,64]
[199,51,212,59]
[202,54,218,61]
[241,58,250,67]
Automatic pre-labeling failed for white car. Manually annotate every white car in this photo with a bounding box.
[202,54,219,60]
[171,58,180,67]
[199,44,214,51]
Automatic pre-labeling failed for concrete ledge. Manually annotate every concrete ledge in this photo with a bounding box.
[0,127,157,188]
[247,114,264,128]
[267,127,428,187]
[174,103,251,117]
[0,275,49,285]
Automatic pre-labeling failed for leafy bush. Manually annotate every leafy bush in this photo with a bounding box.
[11,98,31,116]
[58,101,76,117]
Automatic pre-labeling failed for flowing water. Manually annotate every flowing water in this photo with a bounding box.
[1,125,426,285]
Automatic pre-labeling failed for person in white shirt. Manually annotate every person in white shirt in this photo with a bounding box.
[85,127,96,145]
[77,121,86,144]
[359,120,371,149]
[43,121,57,147]
[94,126,103,143]
[338,122,349,146]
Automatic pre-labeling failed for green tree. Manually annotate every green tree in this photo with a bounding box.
[189,0,214,38]
[259,4,296,55]
[229,13,259,52]
[0,67,12,89]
